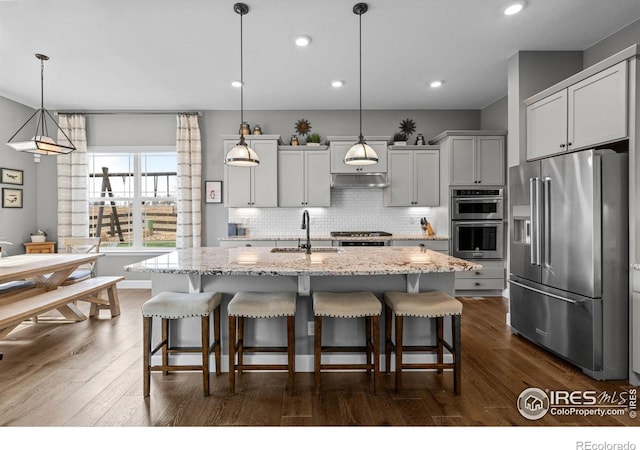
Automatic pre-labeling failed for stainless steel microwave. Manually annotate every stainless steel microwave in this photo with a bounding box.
[451,220,504,260]
[451,188,504,220]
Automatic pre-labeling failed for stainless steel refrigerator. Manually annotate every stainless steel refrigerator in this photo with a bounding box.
[509,149,628,380]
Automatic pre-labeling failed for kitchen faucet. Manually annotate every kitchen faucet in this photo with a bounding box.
[300,209,311,254]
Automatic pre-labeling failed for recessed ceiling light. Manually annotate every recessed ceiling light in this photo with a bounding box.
[231,80,243,88]
[503,1,525,16]
[294,35,311,47]
[430,80,443,88]
[331,80,344,88]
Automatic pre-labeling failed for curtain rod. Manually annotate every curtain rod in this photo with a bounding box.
[55,110,202,116]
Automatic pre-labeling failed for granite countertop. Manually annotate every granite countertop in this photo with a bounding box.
[219,234,449,242]
[125,246,478,277]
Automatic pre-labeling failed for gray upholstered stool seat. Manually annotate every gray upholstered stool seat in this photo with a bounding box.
[312,291,382,395]
[142,291,222,397]
[228,291,297,394]
[383,291,463,394]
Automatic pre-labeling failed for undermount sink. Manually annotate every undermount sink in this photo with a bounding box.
[270,247,343,253]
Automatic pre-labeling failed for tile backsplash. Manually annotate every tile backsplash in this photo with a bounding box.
[228,189,449,237]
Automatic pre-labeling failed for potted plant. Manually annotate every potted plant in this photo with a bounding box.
[393,132,407,145]
[307,133,321,146]
[30,229,47,243]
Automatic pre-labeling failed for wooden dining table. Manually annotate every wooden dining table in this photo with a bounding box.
[0,253,102,322]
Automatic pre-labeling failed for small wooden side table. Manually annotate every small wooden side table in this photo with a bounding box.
[23,242,56,254]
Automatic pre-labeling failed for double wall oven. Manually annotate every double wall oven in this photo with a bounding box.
[451,188,504,260]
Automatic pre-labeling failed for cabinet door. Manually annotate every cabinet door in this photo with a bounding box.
[526,90,568,160]
[449,136,476,184]
[568,61,628,150]
[305,150,331,207]
[385,150,414,206]
[250,140,278,207]
[414,150,439,206]
[224,141,252,207]
[477,136,505,185]
[278,151,305,207]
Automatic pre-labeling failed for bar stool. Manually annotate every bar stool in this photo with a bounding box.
[142,291,222,397]
[228,291,297,394]
[384,291,462,394]
[313,291,381,395]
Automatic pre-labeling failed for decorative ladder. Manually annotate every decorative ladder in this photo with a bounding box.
[95,167,124,242]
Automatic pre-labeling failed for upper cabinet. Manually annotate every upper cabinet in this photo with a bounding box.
[384,146,440,206]
[431,131,506,186]
[223,135,279,207]
[329,136,390,173]
[526,61,628,161]
[278,146,331,207]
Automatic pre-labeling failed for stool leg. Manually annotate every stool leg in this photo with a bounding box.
[395,315,403,394]
[287,315,295,394]
[314,315,322,396]
[161,318,169,376]
[372,315,380,394]
[213,305,221,376]
[437,317,444,374]
[143,316,151,397]
[229,315,236,394]
[365,316,372,375]
[201,315,210,396]
[384,305,392,375]
[453,315,462,395]
[238,317,244,375]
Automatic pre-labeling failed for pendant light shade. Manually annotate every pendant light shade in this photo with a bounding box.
[6,54,76,155]
[225,3,259,167]
[344,3,378,166]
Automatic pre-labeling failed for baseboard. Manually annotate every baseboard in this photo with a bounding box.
[117,280,151,289]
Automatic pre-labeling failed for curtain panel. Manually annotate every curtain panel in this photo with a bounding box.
[176,114,202,249]
[57,114,89,250]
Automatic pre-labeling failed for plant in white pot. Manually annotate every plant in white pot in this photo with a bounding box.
[307,133,321,146]
[30,229,47,243]
[393,132,407,145]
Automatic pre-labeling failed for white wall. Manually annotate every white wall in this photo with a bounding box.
[583,18,640,68]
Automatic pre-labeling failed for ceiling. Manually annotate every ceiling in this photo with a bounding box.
[1,0,640,112]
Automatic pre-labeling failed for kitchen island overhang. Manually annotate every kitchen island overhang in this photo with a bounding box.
[125,246,481,295]
[125,247,481,372]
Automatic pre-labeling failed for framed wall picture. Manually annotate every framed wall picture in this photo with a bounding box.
[205,181,223,204]
[1,168,24,185]
[2,188,23,208]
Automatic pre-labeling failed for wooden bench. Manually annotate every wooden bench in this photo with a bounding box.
[0,275,124,339]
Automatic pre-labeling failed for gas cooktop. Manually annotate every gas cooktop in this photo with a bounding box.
[330,231,393,238]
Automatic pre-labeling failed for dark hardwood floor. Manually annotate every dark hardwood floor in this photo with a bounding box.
[0,289,637,428]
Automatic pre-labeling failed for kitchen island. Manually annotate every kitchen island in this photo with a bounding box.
[125,246,480,371]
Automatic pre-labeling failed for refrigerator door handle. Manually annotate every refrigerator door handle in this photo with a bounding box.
[530,177,542,266]
[508,280,583,304]
[543,177,551,268]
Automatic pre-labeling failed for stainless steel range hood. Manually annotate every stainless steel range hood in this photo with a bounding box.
[331,173,389,188]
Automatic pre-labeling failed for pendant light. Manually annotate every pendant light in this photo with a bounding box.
[225,3,260,167]
[344,3,378,166]
[7,54,76,155]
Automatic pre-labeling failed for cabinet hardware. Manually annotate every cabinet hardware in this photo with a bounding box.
[560,143,566,148]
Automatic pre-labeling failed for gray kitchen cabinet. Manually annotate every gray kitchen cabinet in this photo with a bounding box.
[223,135,279,207]
[526,60,628,160]
[455,259,505,293]
[384,146,439,206]
[430,131,506,186]
[392,239,449,254]
[329,136,389,173]
[278,146,330,207]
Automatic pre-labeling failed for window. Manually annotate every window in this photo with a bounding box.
[88,146,177,249]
